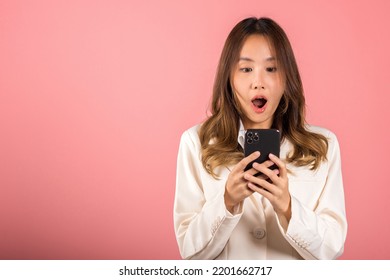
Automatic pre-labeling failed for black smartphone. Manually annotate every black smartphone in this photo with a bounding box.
[244,129,280,173]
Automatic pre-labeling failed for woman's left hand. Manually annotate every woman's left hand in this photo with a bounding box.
[244,153,291,222]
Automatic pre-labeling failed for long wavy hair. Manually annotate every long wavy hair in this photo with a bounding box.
[199,17,328,178]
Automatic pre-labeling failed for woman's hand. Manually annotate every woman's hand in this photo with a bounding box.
[244,153,291,222]
[224,151,274,213]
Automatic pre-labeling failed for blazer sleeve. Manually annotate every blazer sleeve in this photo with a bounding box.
[277,130,348,259]
[173,128,242,259]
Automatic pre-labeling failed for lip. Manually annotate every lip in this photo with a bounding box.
[251,95,268,113]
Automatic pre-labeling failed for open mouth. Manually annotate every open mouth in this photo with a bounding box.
[252,97,267,109]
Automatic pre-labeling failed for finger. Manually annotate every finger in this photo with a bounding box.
[244,159,274,178]
[257,160,275,167]
[252,162,280,183]
[245,167,260,176]
[269,154,287,178]
[235,151,260,171]
[237,181,255,199]
[247,182,273,200]
[246,169,268,181]
[260,160,276,169]
[244,173,277,193]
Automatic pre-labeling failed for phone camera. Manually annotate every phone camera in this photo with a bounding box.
[247,138,253,144]
[253,133,259,141]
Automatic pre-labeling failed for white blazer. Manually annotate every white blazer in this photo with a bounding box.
[173,123,347,259]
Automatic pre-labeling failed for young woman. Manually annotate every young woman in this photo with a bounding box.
[174,17,347,260]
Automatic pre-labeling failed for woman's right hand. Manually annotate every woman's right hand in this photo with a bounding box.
[224,151,274,213]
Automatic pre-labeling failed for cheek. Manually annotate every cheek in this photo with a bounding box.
[230,79,243,105]
[231,88,249,114]
[233,91,245,108]
[231,80,244,100]
[275,93,284,106]
[268,86,285,108]
[269,77,285,99]
[272,89,284,104]
[232,73,250,91]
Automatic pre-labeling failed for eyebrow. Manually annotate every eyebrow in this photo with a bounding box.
[239,56,276,62]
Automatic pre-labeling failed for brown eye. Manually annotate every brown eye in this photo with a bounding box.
[266,67,277,72]
[240,68,253,73]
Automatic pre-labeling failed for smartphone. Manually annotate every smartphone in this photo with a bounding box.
[244,129,280,173]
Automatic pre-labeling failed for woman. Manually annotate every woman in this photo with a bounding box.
[174,17,347,259]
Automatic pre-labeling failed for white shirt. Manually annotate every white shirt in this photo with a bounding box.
[174,123,347,259]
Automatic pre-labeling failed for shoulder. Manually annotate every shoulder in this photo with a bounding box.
[305,124,336,139]
[184,123,202,137]
[179,123,202,148]
[305,124,340,154]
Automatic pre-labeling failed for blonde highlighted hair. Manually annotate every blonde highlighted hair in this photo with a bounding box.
[199,17,328,178]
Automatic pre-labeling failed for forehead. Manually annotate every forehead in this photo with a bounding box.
[239,34,276,60]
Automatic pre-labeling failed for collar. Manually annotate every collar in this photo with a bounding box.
[237,119,246,149]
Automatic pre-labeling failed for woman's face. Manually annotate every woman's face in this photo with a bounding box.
[232,34,285,129]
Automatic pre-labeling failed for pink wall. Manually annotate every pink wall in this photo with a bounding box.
[0,0,389,259]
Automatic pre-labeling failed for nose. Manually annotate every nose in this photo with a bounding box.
[251,74,265,90]
[252,82,265,90]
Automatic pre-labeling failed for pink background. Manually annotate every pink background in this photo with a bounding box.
[0,0,389,259]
